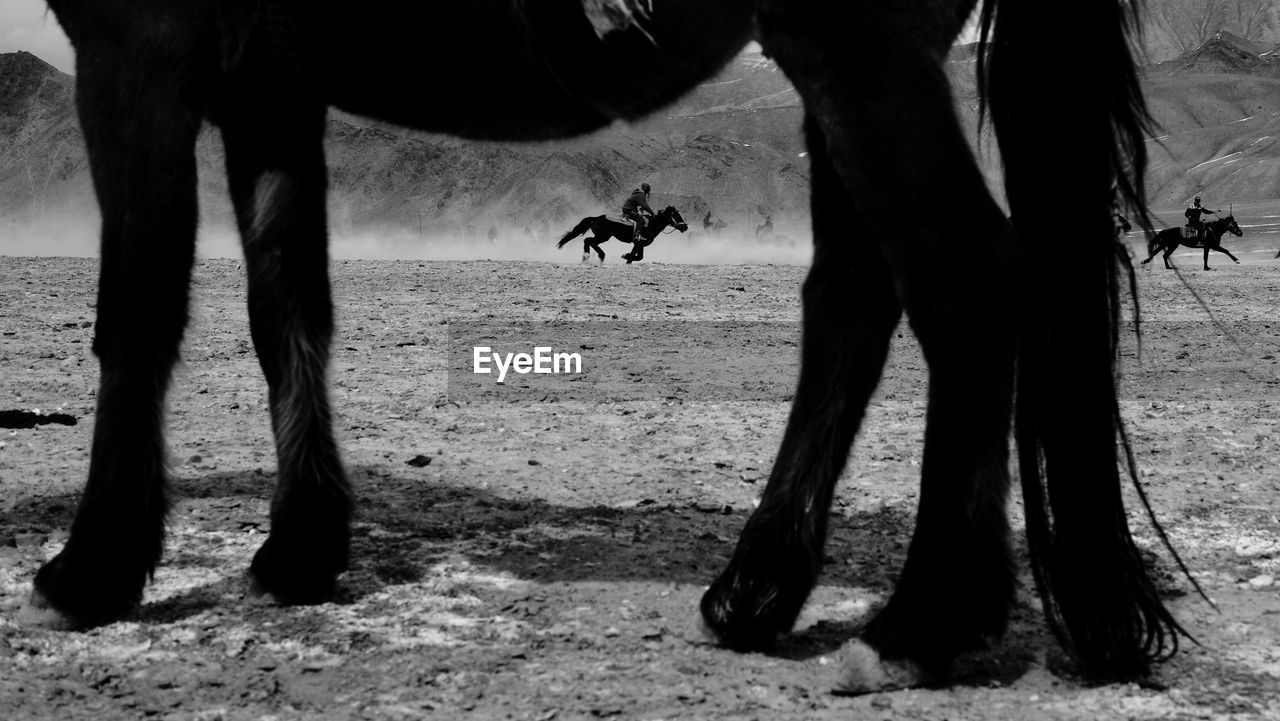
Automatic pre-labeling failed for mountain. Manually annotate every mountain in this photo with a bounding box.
[1141,31,1280,205]
[0,51,86,220]
[1141,1,1280,63]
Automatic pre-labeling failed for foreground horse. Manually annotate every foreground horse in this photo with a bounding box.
[1141,215,1243,270]
[555,206,689,263]
[33,0,1184,692]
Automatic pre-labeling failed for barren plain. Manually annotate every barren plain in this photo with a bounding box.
[0,240,1278,719]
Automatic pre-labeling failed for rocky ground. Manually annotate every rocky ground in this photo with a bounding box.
[0,254,1278,720]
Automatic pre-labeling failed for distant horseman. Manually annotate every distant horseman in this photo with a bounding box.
[1184,196,1217,242]
[621,183,654,260]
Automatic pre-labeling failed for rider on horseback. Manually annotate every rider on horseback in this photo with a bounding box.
[622,183,654,242]
[1184,196,1217,241]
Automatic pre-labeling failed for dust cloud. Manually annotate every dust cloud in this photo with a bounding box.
[3,216,814,266]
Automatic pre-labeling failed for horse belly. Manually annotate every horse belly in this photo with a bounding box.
[296,0,752,140]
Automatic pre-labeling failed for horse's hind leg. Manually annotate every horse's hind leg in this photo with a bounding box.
[701,115,902,649]
[1140,241,1158,265]
[26,47,203,628]
[217,96,352,603]
[745,1,1018,690]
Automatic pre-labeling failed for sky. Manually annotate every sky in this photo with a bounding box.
[1,0,74,73]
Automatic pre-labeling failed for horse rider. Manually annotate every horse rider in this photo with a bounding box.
[1184,196,1217,241]
[622,183,654,245]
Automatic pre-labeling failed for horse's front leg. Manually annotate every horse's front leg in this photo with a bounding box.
[1203,246,1214,270]
[218,95,352,604]
[25,49,203,628]
[1214,244,1241,265]
[701,114,902,651]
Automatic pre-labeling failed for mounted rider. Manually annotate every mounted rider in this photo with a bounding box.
[1184,196,1217,241]
[622,183,654,244]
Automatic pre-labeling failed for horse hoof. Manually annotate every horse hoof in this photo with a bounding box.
[18,587,135,630]
[694,612,724,645]
[831,640,931,696]
[18,589,79,629]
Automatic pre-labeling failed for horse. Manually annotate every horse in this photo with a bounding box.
[555,206,689,263]
[1141,215,1243,270]
[31,0,1184,693]
[755,215,774,239]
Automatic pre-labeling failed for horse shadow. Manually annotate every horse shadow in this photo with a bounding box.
[4,462,1057,681]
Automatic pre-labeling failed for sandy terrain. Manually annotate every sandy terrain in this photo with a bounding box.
[0,253,1278,720]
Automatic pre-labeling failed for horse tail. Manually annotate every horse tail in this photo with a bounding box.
[556,217,594,248]
[980,0,1189,676]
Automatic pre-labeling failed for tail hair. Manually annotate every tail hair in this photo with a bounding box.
[556,217,595,248]
[979,0,1193,676]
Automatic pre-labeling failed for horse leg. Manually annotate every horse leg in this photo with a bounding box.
[701,113,902,653]
[592,237,606,262]
[745,2,1017,690]
[1203,246,1213,271]
[217,96,352,604]
[1140,239,1158,265]
[25,45,202,628]
[1215,245,1241,265]
[1163,245,1176,269]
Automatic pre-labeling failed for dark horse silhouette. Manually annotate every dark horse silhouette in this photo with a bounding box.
[555,206,689,263]
[32,0,1185,693]
[1141,215,1243,270]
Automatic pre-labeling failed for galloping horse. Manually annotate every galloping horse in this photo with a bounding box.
[1141,215,1243,270]
[556,206,689,263]
[32,0,1183,692]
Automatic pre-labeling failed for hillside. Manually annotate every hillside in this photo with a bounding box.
[1141,0,1280,63]
[1142,31,1280,205]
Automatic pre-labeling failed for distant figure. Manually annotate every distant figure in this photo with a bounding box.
[1184,196,1217,241]
[703,211,727,235]
[755,214,774,239]
[487,226,498,244]
[622,183,654,246]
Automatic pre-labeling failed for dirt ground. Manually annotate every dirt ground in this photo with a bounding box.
[1,253,1278,720]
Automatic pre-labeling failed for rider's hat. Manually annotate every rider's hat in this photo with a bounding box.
[641,182,651,193]
[1194,196,1201,202]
